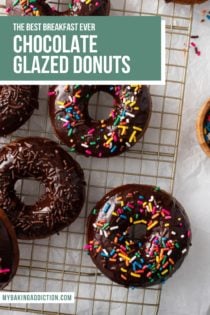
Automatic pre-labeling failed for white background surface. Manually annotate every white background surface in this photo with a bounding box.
[160,2,210,315]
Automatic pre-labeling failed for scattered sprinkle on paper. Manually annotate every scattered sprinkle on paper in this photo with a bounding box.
[190,36,201,57]
[200,9,210,23]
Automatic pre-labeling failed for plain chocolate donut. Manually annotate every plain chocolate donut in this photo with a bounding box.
[49,85,152,158]
[0,86,39,136]
[86,184,191,287]
[0,137,85,239]
[0,208,19,289]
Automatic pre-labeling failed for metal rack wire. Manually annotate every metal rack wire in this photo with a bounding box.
[0,0,193,314]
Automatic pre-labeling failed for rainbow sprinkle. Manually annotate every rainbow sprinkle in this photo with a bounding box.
[190,40,201,57]
[200,9,210,23]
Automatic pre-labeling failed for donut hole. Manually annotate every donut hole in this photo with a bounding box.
[14,178,45,205]
[127,223,147,241]
[88,91,115,121]
[49,0,69,13]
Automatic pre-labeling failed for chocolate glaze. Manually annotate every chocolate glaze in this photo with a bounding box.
[0,208,19,289]
[53,0,110,16]
[0,137,85,239]
[0,86,39,136]
[165,0,206,4]
[6,0,110,16]
[49,85,152,158]
[86,184,191,287]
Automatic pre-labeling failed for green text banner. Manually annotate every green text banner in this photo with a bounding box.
[0,16,164,84]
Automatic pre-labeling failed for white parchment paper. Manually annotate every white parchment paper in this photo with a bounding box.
[159,2,210,315]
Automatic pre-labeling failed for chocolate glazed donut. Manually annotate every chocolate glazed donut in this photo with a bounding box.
[49,85,152,158]
[0,86,39,136]
[0,137,85,239]
[165,0,206,4]
[6,0,110,16]
[0,209,19,289]
[86,185,192,287]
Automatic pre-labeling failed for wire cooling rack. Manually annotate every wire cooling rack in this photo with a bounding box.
[0,0,193,314]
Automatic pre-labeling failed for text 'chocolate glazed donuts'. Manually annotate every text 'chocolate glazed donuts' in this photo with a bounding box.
[0,137,86,239]
[86,184,191,287]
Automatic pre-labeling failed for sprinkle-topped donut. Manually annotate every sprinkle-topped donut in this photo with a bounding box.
[86,184,191,287]
[0,137,85,239]
[0,86,39,136]
[0,208,19,289]
[6,0,110,16]
[49,85,152,158]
